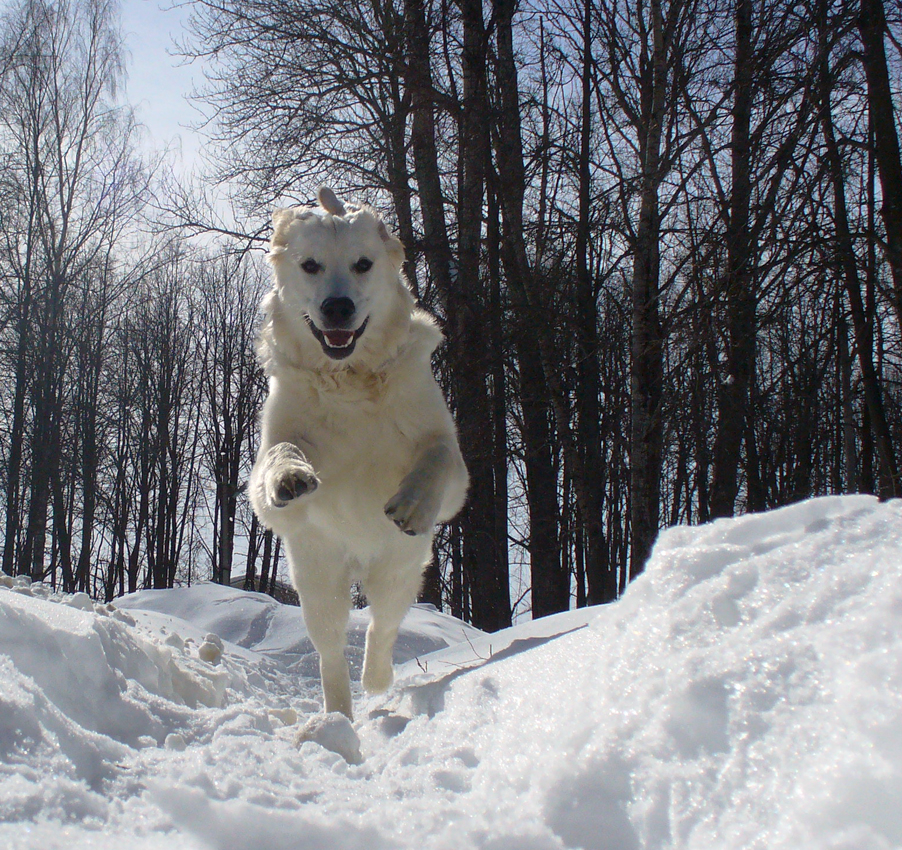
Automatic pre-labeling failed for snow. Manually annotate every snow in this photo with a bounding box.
[2,494,902,848]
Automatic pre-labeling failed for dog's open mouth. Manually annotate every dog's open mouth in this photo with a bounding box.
[306,316,369,360]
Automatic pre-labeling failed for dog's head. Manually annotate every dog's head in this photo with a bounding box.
[265,187,413,368]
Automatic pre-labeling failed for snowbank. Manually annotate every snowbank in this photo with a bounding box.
[1,494,901,849]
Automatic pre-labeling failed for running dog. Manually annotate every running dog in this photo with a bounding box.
[249,187,468,719]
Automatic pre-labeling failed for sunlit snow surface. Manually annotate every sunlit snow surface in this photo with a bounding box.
[2,494,902,849]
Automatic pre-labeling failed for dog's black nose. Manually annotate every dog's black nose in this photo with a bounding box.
[321,296,356,327]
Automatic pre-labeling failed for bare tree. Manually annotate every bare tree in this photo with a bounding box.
[857,0,902,330]
[195,255,267,585]
[0,0,146,581]
[815,0,898,497]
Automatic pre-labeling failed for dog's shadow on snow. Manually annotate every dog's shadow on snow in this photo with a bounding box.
[379,625,588,720]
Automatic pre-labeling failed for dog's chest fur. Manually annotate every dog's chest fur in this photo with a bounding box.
[283,361,420,495]
[303,366,392,415]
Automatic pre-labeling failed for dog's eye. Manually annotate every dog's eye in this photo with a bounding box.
[353,257,373,274]
[301,259,321,274]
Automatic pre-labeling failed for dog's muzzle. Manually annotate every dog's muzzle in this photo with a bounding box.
[305,315,369,360]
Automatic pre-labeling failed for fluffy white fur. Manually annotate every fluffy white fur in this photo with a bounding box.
[249,188,468,719]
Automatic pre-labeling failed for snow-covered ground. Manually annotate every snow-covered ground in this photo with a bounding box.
[2,494,902,849]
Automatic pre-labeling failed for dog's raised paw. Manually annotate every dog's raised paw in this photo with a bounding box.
[384,487,438,536]
[274,469,318,506]
[383,500,419,535]
[262,443,319,508]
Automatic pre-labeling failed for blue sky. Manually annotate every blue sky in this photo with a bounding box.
[120,0,203,169]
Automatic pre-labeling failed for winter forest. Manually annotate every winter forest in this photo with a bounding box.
[1,0,901,632]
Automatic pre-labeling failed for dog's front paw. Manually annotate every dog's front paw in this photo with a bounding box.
[384,484,439,536]
[271,467,318,506]
[263,443,320,508]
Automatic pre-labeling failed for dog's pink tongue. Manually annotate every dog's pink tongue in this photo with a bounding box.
[324,330,354,348]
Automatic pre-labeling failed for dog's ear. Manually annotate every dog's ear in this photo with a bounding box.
[318,186,346,217]
[378,219,405,268]
[269,208,294,258]
[269,207,315,260]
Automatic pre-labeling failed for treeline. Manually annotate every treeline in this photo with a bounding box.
[0,0,284,599]
[181,0,902,629]
[3,0,902,631]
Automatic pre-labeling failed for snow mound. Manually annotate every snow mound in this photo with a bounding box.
[297,712,363,765]
[118,584,482,674]
[1,494,901,849]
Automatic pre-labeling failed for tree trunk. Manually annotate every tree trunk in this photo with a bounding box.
[405,0,511,629]
[857,0,902,330]
[818,4,899,497]
[245,513,260,591]
[710,0,755,518]
[837,311,858,492]
[259,528,274,594]
[486,187,511,612]
[629,0,667,576]
[4,293,31,577]
[76,323,104,593]
[491,171,563,617]
[217,476,236,585]
[492,0,607,609]
[455,0,509,630]
[515,300,565,616]
[574,0,612,604]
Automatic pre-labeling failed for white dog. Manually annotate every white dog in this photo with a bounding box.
[249,187,468,719]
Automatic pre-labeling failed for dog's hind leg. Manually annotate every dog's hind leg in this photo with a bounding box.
[361,560,426,695]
